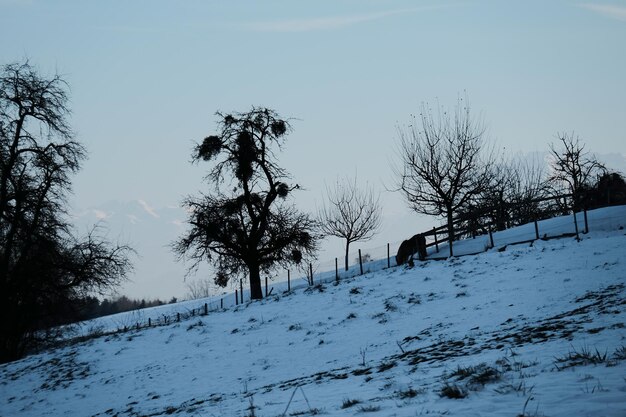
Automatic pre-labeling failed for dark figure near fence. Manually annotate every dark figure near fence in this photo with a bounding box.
[396,234,427,265]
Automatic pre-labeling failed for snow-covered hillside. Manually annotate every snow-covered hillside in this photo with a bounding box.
[1,208,625,417]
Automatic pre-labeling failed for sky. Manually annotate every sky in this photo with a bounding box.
[1,0,625,299]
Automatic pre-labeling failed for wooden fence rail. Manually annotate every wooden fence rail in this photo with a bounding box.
[416,193,578,257]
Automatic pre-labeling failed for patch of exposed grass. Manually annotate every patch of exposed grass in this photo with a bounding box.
[469,366,501,386]
[554,345,608,370]
[450,364,479,379]
[371,312,387,323]
[304,284,325,294]
[613,345,626,361]
[186,320,204,331]
[450,363,501,386]
[353,368,372,376]
[495,380,534,396]
[396,387,422,399]
[377,361,396,372]
[407,293,421,304]
[496,356,539,375]
[340,398,361,409]
[289,408,322,416]
[439,383,468,399]
[384,299,398,312]
[582,378,608,394]
[517,395,545,417]
[357,404,381,413]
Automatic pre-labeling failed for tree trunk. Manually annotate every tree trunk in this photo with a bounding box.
[344,240,350,271]
[248,263,263,300]
[497,202,506,231]
[446,209,454,258]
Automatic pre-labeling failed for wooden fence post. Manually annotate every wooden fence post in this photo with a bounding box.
[448,227,454,257]
[534,217,540,240]
[471,214,476,239]
[287,269,291,292]
[335,257,339,283]
[309,263,313,285]
[204,303,208,315]
[387,243,390,268]
[177,312,180,322]
[240,279,244,304]
[235,290,238,306]
[358,249,363,275]
[584,208,589,234]
[221,298,223,309]
[433,227,439,252]
[148,318,151,327]
[265,276,268,297]
[573,210,580,240]
[488,227,494,248]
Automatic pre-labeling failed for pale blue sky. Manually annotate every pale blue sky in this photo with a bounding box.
[2,0,625,298]
[2,0,624,206]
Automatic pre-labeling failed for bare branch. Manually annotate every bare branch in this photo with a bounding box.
[548,132,606,210]
[393,96,492,256]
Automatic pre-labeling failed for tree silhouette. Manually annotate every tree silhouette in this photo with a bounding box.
[394,97,492,257]
[317,176,382,271]
[548,132,606,210]
[174,107,317,300]
[0,61,132,362]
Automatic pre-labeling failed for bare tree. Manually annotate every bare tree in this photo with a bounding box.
[507,156,553,223]
[548,132,606,210]
[185,278,213,300]
[317,177,382,271]
[0,61,132,362]
[394,97,492,257]
[475,155,551,230]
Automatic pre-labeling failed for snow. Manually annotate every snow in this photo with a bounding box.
[1,206,625,417]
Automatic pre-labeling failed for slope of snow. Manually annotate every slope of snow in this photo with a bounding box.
[1,208,625,417]
[67,205,626,335]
